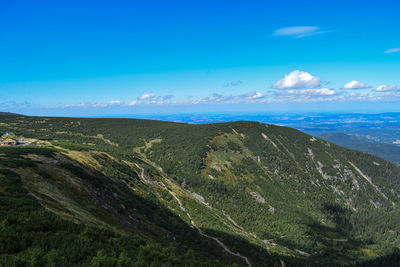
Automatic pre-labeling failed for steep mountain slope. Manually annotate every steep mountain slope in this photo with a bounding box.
[320,132,400,165]
[1,114,400,266]
[0,146,247,266]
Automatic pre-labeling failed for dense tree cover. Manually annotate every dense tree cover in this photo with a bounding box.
[356,248,400,266]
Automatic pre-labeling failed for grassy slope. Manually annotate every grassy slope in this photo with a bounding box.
[1,114,400,266]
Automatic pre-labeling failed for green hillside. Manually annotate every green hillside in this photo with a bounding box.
[1,114,400,266]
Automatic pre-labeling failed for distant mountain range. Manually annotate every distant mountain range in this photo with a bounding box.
[1,113,400,266]
[320,133,400,165]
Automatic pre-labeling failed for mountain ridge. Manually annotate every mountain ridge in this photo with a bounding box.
[1,114,400,266]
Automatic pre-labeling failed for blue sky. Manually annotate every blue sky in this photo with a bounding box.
[1,0,400,115]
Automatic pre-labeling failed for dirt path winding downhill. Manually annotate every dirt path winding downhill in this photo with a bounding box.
[133,162,252,267]
[168,190,252,267]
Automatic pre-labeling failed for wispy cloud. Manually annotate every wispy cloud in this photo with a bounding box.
[384,48,400,54]
[273,90,384,103]
[342,80,371,90]
[273,70,321,89]
[64,100,123,108]
[63,93,174,108]
[224,80,243,87]
[0,101,32,109]
[192,92,268,105]
[285,88,336,96]
[273,26,329,38]
[162,94,175,100]
[377,91,400,98]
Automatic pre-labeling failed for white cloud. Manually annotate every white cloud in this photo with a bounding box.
[273,70,321,89]
[342,80,371,90]
[273,26,328,38]
[375,85,400,92]
[127,101,137,106]
[384,48,400,54]
[138,93,155,100]
[286,88,336,96]
[247,92,264,99]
